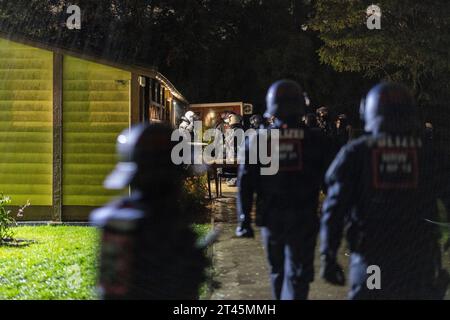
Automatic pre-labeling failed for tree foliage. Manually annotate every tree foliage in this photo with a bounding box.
[309,0,450,106]
[6,0,448,119]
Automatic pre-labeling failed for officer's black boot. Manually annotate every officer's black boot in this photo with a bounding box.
[235,222,254,238]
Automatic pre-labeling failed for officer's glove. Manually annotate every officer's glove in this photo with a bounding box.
[235,223,254,238]
[320,255,346,286]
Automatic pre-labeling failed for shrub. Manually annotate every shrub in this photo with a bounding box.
[0,194,30,243]
[181,175,211,223]
[0,194,14,241]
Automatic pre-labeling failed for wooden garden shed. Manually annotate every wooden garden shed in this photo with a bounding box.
[0,33,188,222]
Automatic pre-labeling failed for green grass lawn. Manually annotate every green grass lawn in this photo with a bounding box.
[0,225,210,300]
[0,226,99,300]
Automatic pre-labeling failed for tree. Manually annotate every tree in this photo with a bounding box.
[0,0,371,120]
[309,0,450,106]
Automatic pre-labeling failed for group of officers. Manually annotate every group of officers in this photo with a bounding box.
[90,79,450,300]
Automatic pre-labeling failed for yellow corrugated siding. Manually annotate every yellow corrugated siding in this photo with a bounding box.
[0,38,53,206]
[62,56,130,206]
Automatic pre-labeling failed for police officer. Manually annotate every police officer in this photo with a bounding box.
[304,113,318,129]
[424,122,434,141]
[225,113,244,154]
[224,114,244,187]
[335,114,353,150]
[316,106,338,170]
[320,82,449,299]
[237,80,330,299]
[90,123,207,300]
[316,106,335,137]
[215,111,236,132]
[179,111,198,138]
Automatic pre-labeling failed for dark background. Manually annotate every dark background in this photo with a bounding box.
[0,0,449,133]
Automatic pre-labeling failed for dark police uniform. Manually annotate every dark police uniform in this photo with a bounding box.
[316,107,339,175]
[237,80,329,300]
[92,194,207,300]
[335,114,353,151]
[91,124,207,300]
[320,83,450,299]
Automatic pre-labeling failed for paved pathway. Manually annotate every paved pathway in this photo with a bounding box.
[209,187,450,300]
[210,187,349,300]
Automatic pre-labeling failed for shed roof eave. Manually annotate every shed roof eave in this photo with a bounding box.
[0,31,188,104]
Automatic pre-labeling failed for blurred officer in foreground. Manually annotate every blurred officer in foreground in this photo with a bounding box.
[237,80,330,299]
[90,124,207,300]
[320,82,450,299]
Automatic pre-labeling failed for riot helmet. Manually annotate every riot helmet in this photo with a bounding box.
[316,107,330,122]
[361,82,418,134]
[264,80,306,127]
[336,114,348,129]
[228,114,242,127]
[249,114,263,129]
[104,123,181,192]
[184,111,197,123]
[424,122,434,141]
